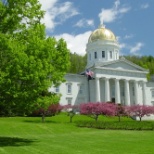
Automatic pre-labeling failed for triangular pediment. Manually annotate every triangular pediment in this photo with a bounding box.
[98,59,148,72]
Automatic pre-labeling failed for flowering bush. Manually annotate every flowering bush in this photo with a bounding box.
[80,102,117,121]
[126,105,154,121]
[31,103,62,117]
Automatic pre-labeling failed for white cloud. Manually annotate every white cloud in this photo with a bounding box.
[39,0,57,10]
[74,19,94,28]
[130,42,144,54]
[124,34,134,39]
[39,0,57,30]
[54,2,79,21]
[98,0,130,24]
[141,4,149,9]
[114,0,120,9]
[99,9,116,23]
[118,7,130,14]
[39,0,79,30]
[55,31,92,55]
[119,43,126,49]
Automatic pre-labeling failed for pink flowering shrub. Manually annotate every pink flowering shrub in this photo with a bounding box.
[126,105,154,121]
[80,102,117,121]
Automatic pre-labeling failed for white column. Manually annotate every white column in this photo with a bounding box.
[105,78,110,102]
[124,80,130,106]
[95,77,101,102]
[142,81,146,105]
[134,80,138,105]
[115,79,120,103]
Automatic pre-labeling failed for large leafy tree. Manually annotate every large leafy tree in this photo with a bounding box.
[0,0,70,116]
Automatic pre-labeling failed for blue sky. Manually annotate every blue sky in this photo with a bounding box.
[39,0,154,56]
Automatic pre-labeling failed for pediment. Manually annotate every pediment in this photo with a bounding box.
[99,59,148,72]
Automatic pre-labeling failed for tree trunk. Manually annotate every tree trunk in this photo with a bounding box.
[70,116,73,123]
[69,112,75,123]
[118,115,121,122]
[95,115,98,122]
[42,114,45,123]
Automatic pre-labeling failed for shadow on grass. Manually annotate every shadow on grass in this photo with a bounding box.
[23,116,64,123]
[23,119,59,123]
[0,137,36,147]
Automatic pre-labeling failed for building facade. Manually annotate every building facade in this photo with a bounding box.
[49,25,154,111]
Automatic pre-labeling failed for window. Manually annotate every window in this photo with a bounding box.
[151,101,154,106]
[94,52,97,59]
[110,51,112,59]
[78,84,84,94]
[66,83,72,94]
[55,86,59,93]
[102,51,105,58]
[151,90,154,98]
[89,53,91,60]
[66,97,72,105]
[67,84,72,94]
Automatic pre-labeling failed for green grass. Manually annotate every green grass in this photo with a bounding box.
[0,114,154,154]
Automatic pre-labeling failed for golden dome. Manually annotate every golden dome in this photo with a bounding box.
[88,25,117,43]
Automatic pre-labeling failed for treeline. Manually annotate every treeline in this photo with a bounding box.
[124,55,154,80]
[68,53,154,80]
[68,53,87,74]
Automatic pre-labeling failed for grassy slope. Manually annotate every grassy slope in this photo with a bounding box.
[0,115,154,154]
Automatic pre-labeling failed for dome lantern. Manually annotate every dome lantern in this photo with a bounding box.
[86,25,120,68]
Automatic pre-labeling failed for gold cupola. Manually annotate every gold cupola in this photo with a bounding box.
[88,24,117,43]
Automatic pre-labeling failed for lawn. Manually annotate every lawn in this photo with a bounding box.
[0,114,154,154]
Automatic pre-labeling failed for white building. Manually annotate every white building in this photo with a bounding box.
[49,25,154,110]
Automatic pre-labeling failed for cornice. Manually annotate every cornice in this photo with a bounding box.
[95,66,148,74]
[95,58,148,72]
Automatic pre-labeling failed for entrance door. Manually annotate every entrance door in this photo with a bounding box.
[111,97,115,103]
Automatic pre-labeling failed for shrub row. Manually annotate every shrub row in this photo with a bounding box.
[76,121,154,130]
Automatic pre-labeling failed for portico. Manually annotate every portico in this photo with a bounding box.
[95,76,147,105]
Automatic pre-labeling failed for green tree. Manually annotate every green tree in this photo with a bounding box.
[0,0,70,116]
[68,52,87,73]
[124,55,154,80]
[0,0,44,34]
[36,91,61,122]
